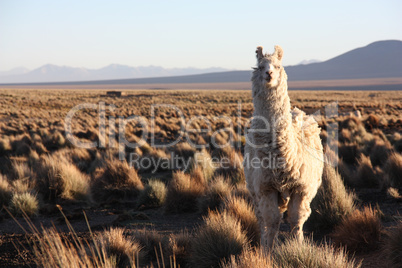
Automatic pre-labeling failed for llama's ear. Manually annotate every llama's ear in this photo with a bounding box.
[256,46,264,61]
[273,45,284,61]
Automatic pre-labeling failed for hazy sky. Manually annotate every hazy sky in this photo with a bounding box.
[1,0,401,71]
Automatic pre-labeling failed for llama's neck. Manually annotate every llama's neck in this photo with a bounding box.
[252,76,294,153]
[253,79,291,120]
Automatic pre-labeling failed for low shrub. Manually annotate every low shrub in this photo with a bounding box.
[97,228,142,268]
[0,174,12,207]
[198,176,232,214]
[9,192,39,216]
[331,206,382,253]
[189,210,248,268]
[131,229,168,264]
[338,143,359,165]
[11,160,33,180]
[168,230,192,267]
[306,164,356,232]
[31,227,114,268]
[382,221,402,268]
[137,179,167,208]
[370,140,393,167]
[384,152,402,189]
[192,150,215,182]
[273,237,361,268]
[92,158,143,203]
[0,137,12,155]
[37,155,91,202]
[164,171,205,213]
[355,154,380,188]
[214,149,245,185]
[222,247,273,268]
[172,142,196,159]
[222,195,260,246]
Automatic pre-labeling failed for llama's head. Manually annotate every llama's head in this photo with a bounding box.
[253,45,285,88]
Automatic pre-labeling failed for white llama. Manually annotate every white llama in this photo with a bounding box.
[244,45,324,249]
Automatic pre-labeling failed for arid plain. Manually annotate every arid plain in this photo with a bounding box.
[0,88,401,267]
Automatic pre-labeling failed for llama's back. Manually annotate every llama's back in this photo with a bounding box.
[291,107,324,193]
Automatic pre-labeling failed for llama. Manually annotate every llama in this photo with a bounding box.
[244,45,324,249]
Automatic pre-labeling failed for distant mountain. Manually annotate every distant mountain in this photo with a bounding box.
[297,59,321,65]
[0,64,229,83]
[0,67,30,77]
[285,40,402,80]
[1,40,401,85]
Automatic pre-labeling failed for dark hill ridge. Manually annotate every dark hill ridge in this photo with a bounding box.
[285,40,402,80]
[1,40,401,86]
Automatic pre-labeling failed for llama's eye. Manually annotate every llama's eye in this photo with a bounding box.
[275,65,280,69]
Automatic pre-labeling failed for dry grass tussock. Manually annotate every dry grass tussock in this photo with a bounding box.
[382,221,402,268]
[1,89,401,266]
[221,194,260,246]
[214,149,245,185]
[36,155,91,202]
[9,192,39,216]
[331,206,382,253]
[0,174,13,207]
[130,229,168,264]
[164,171,205,213]
[189,210,249,268]
[11,159,33,180]
[273,237,361,268]
[30,227,115,268]
[97,228,142,268]
[306,163,356,231]
[0,137,12,154]
[191,150,216,182]
[355,154,380,187]
[137,179,167,208]
[198,176,233,214]
[222,247,274,268]
[168,230,192,267]
[172,141,196,159]
[369,140,393,167]
[92,158,144,202]
[384,152,402,189]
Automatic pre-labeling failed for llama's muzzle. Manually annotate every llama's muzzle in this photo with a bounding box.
[265,71,272,82]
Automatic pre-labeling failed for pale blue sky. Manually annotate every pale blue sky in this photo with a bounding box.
[0,0,401,71]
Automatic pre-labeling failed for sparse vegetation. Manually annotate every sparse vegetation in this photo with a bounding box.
[222,247,273,268]
[0,89,401,267]
[331,206,382,253]
[9,192,39,216]
[36,155,91,202]
[92,157,144,202]
[0,174,12,207]
[382,221,402,268]
[97,228,141,268]
[137,179,167,208]
[273,237,361,268]
[384,152,402,189]
[198,176,233,214]
[222,194,260,246]
[306,163,356,231]
[31,227,115,268]
[190,210,249,268]
[164,171,205,213]
[168,230,192,267]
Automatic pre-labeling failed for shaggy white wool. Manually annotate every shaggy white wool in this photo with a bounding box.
[244,45,324,250]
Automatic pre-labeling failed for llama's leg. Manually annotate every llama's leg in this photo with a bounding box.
[259,190,281,250]
[252,193,263,245]
[287,192,312,241]
[248,184,263,237]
